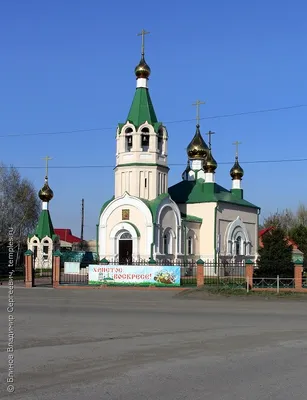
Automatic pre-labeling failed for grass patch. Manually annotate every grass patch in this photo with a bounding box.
[177,286,307,300]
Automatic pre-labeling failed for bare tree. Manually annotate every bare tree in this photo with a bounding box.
[296,204,307,227]
[262,209,295,234]
[0,163,40,267]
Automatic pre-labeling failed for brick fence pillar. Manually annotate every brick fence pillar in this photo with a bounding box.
[52,250,62,288]
[24,250,33,288]
[196,259,204,287]
[245,259,254,290]
[294,261,304,290]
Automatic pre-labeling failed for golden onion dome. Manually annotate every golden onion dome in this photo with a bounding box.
[230,157,244,180]
[135,56,151,79]
[204,150,217,173]
[187,124,209,160]
[38,177,54,202]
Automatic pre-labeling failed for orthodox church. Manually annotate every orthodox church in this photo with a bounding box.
[26,33,260,268]
[27,173,60,269]
[98,34,260,264]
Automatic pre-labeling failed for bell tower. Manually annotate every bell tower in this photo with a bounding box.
[114,30,168,200]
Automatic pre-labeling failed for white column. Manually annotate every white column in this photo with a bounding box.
[232,179,241,189]
[205,172,215,183]
[191,159,202,171]
[136,78,148,88]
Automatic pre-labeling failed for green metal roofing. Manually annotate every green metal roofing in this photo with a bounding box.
[99,196,115,218]
[118,88,162,132]
[33,210,55,240]
[127,87,157,126]
[141,193,169,223]
[181,213,203,223]
[168,179,259,209]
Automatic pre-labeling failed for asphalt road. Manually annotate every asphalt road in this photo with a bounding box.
[1,287,307,399]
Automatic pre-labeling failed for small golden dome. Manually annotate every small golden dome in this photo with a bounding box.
[38,177,54,202]
[230,158,244,180]
[187,124,209,160]
[135,56,151,79]
[204,150,217,173]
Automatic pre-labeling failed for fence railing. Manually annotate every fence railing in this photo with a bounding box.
[60,266,88,285]
[59,261,246,287]
[253,277,295,289]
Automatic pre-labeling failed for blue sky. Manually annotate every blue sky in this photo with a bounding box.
[0,0,306,239]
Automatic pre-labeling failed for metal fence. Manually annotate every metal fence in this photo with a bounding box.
[253,277,295,289]
[60,260,198,286]
[203,263,246,288]
[59,260,246,287]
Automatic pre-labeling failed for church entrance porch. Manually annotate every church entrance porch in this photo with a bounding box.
[118,231,133,264]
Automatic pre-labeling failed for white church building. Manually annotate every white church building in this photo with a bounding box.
[98,37,260,265]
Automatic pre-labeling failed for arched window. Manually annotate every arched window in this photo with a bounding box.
[120,231,132,240]
[235,236,242,255]
[188,236,193,255]
[225,217,251,256]
[141,128,150,152]
[158,129,163,154]
[163,234,168,255]
[43,244,49,260]
[125,128,133,152]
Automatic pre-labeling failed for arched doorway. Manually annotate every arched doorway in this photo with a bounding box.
[118,231,133,264]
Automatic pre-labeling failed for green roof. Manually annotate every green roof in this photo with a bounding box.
[181,213,202,223]
[168,179,259,209]
[99,196,115,218]
[118,88,162,132]
[141,193,169,223]
[33,210,56,240]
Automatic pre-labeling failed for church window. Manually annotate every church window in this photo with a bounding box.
[43,245,49,260]
[141,128,150,152]
[120,231,132,240]
[145,178,147,188]
[125,128,133,152]
[235,236,242,255]
[126,135,133,151]
[163,234,168,255]
[158,129,163,153]
[33,246,37,259]
[188,236,193,255]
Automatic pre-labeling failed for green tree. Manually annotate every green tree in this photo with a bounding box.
[289,224,307,267]
[256,227,294,278]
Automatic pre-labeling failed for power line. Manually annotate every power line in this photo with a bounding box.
[0,104,305,139]
[2,157,307,170]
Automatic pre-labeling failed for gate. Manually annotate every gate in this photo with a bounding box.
[32,252,53,287]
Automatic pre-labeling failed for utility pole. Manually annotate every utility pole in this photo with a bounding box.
[81,199,84,246]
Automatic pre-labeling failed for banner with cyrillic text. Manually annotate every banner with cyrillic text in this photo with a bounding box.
[88,264,180,287]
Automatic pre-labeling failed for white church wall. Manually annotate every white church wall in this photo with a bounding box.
[156,197,181,257]
[99,194,153,261]
[216,204,258,260]
[180,221,200,259]
[178,202,217,261]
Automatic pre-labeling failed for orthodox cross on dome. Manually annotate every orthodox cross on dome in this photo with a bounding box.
[192,100,205,125]
[206,130,215,150]
[137,29,150,57]
[232,141,242,158]
[42,155,52,178]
